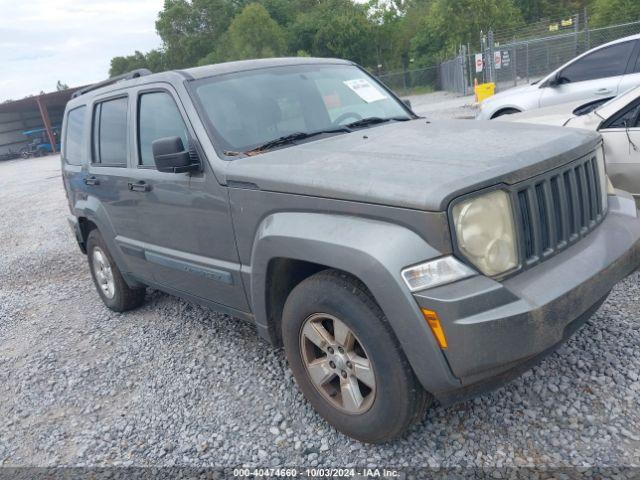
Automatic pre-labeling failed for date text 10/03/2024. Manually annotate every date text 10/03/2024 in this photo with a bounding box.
[233,468,401,478]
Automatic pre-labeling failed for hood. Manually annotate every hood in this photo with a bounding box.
[496,101,581,127]
[476,82,544,120]
[480,83,537,108]
[224,119,601,211]
[497,98,608,130]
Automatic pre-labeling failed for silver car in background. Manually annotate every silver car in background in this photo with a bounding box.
[477,34,640,120]
[499,85,640,202]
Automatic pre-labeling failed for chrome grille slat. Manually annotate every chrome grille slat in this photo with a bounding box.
[514,155,605,267]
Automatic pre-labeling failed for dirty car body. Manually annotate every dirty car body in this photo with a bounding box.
[61,57,640,442]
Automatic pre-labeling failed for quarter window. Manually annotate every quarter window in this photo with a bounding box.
[64,106,86,165]
[560,41,635,83]
[138,91,188,166]
[92,97,128,165]
[607,102,640,129]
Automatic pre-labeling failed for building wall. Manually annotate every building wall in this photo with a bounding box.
[0,105,65,156]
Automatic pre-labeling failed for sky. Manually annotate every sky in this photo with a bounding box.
[0,0,164,102]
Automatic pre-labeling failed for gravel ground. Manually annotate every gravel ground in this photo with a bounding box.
[1,152,640,470]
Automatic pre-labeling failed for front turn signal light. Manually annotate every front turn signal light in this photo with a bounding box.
[421,308,448,349]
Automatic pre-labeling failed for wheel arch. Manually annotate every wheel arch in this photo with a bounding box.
[77,216,98,248]
[72,198,143,288]
[249,211,462,394]
[490,107,522,119]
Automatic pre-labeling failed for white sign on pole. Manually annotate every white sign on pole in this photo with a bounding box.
[494,51,502,70]
[501,50,511,68]
[475,53,483,73]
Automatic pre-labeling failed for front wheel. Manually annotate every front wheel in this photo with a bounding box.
[282,270,429,443]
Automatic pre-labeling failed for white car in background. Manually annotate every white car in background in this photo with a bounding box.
[476,33,640,120]
[499,85,640,200]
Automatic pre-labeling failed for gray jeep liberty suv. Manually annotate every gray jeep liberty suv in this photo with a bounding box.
[61,58,640,443]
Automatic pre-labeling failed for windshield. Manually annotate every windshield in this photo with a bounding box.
[190,64,411,155]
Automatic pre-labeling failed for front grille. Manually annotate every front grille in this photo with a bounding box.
[514,154,606,267]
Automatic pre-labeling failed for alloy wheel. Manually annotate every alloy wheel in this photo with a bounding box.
[299,313,376,414]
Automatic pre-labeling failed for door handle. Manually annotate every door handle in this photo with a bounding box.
[128,181,151,192]
[595,88,612,95]
[84,176,100,186]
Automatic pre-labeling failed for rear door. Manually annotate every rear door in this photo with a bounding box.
[86,94,154,280]
[539,40,637,108]
[61,105,88,211]
[115,84,249,312]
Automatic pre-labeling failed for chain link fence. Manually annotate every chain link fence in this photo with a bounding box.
[376,65,440,97]
[485,16,640,92]
[376,13,640,97]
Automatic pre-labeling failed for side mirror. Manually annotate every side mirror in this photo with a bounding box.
[547,72,568,88]
[545,74,558,87]
[152,136,200,174]
[402,99,412,109]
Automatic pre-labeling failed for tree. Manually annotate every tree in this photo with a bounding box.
[155,0,242,68]
[513,0,591,23]
[591,0,640,26]
[109,50,151,77]
[410,0,523,66]
[367,0,434,72]
[211,3,287,61]
[56,80,69,91]
[289,0,375,66]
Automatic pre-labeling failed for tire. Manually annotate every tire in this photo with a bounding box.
[491,107,521,119]
[86,229,145,312]
[282,270,430,443]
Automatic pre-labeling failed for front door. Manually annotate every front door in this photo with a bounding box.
[599,99,640,198]
[114,85,249,313]
[539,40,637,108]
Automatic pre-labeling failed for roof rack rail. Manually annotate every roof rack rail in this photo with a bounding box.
[71,69,152,98]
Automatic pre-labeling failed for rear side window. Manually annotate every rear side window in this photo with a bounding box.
[64,106,86,165]
[560,41,635,83]
[92,97,128,165]
[138,91,188,166]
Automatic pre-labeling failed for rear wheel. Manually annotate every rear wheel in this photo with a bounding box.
[282,270,429,443]
[86,230,145,312]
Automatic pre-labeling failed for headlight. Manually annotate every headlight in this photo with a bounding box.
[595,145,609,211]
[452,189,518,276]
[401,256,476,292]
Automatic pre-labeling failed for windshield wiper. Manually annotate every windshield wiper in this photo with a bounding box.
[244,127,351,155]
[345,116,411,129]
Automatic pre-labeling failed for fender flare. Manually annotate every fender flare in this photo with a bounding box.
[249,212,461,393]
[73,197,142,287]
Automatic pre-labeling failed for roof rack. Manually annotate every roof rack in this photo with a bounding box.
[71,69,152,98]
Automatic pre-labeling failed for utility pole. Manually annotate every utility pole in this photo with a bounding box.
[488,30,495,83]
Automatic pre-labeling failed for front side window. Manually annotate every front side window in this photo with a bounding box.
[64,106,86,165]
[92,97,128,165]
[560,41,635,83]
[190,64,410,154]
[138,91,188,166]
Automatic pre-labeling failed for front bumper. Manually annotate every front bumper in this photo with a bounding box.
[415,192,640,403]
